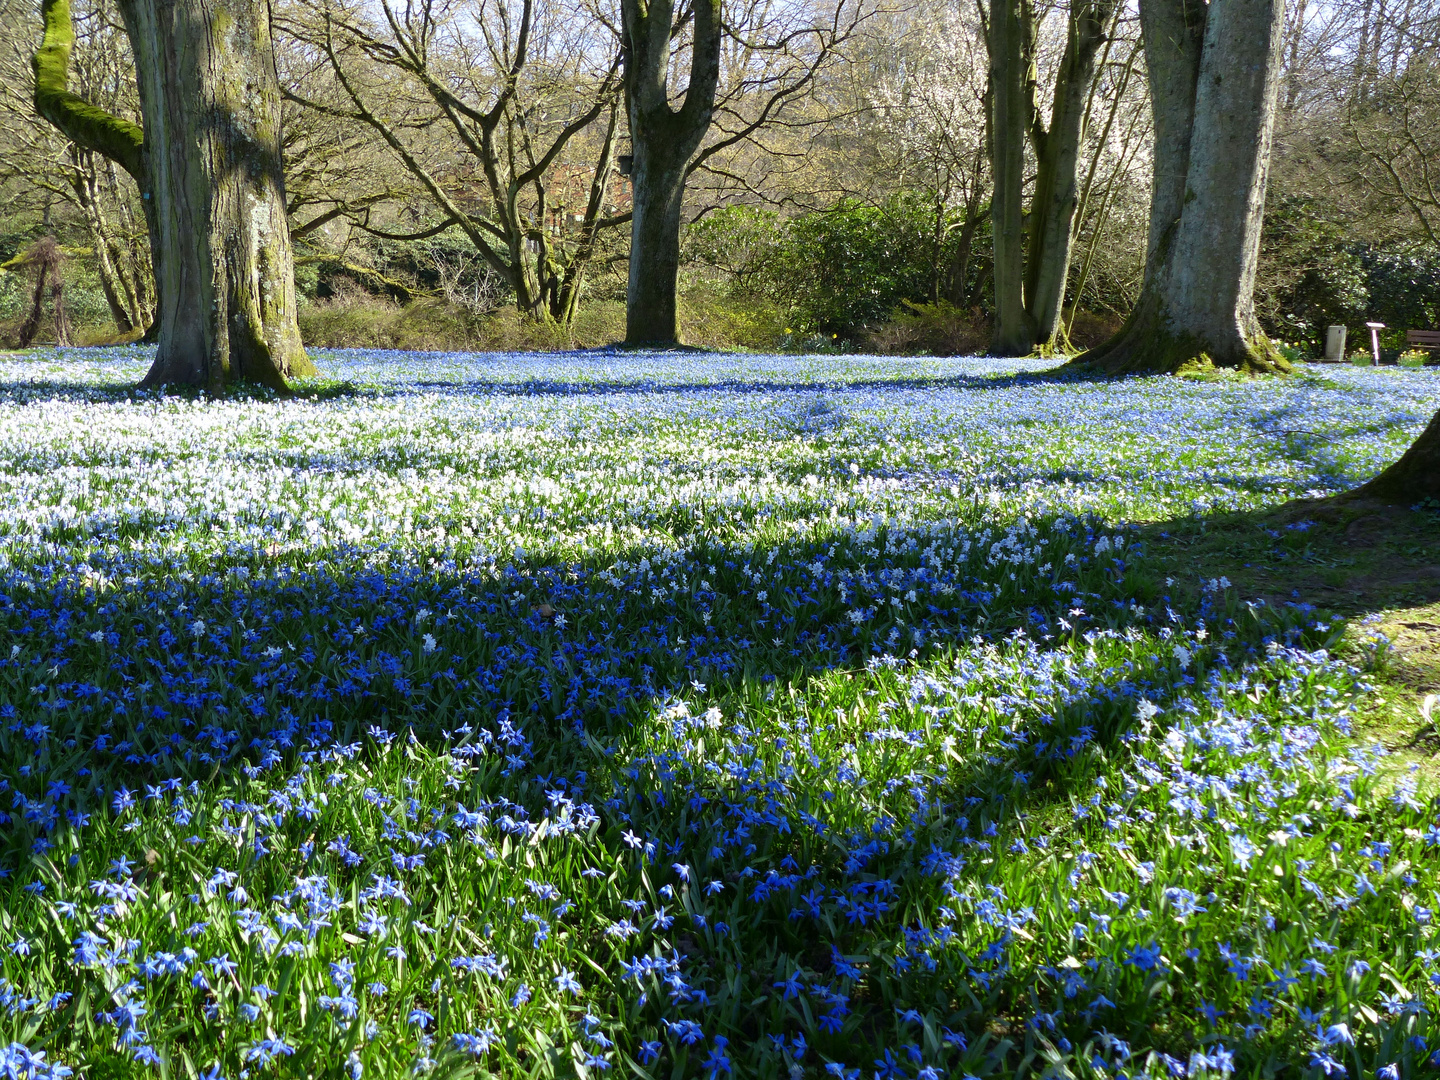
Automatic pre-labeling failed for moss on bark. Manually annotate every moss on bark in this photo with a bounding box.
[121,0,311,392]
[32,0,146,183]
[1069,270,1290,377]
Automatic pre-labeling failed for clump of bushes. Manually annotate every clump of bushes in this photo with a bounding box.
[686,195,988,344]
[858,301,989,356]
[295,277,786,353]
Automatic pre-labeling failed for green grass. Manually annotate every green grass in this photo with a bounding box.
[0,349,1437,1080]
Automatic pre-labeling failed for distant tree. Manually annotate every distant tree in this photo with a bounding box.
[280,0,628,328]
[619,0,724,347]
[9,236,71,346]
[620,0,869,347]
[0,0,153,336]
[989,0,1121,355]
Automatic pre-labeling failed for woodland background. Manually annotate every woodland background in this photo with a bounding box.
[0,0,1435,357]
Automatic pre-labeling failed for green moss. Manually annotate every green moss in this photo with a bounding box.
[31,0,146,183]
[1075,313,1293,377]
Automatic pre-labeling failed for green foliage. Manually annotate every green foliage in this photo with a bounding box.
[683,205,786,295]
[1255,195,1370,349]
[295,289,785,353]
[1358,246,1440,342]
[859,300,989,356]
[770,196,941,336]
[1257,196,1440,351]
[687,194,991,342]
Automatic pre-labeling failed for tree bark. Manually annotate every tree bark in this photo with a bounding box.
[118,0,311,390]
[945,185,987,309]
[1351,410,1440,503]
[1161,0,1288,366]
[72,151,137,334]
[988,0,1034,354]
[625,144,690,346]
[620,0,722,347]
[1074,0,1290,374]
[1023,0,1116,348]
[989,0,1116,355]
[35,0,307,386]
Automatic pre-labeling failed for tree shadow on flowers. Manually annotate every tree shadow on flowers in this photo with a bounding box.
[0,507,1188,865]
[0,497,1403,1078]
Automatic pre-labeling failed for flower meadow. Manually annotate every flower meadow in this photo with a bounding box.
[0,346,1438,1080]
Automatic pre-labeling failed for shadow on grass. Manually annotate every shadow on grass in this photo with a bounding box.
[4,494,1434,1074]
[0,363,1144,409]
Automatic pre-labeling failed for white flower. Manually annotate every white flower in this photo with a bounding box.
[89,630,105,643]
[189,619,207,638]
[422,634,437,654]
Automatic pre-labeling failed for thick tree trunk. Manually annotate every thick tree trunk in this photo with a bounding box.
[988,0,1033,355]
[1074,0,1289,375]
[1024,0,1115,347]
[621,0,721,348]
[1352,410,1440,502]
[626,150,688,345]
[118,0,311,391]
[1161,0,1288,367]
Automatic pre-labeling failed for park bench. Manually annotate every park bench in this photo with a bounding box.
[1407,329,1440,364]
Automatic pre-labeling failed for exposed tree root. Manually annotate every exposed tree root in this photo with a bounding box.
[1067,304,1290,376]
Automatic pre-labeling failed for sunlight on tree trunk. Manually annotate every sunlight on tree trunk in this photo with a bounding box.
[990,0,1117,356]
[119,0,311,390]
[1076,0,1291,375]
[988,0,1033,355]
[1024,0,1118,349]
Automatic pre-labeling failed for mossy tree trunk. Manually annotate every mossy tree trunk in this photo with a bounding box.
[620,0,722,348]
[118,0,311,390]
[988,0,1034,355]
[34,0,310,389]
[1075,0,1290,375]
[989,0,1117,355]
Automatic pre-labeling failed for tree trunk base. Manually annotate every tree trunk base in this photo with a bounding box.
[615,339,707,352]
[1068,311,1290,376]
[1344,409,1440,505]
